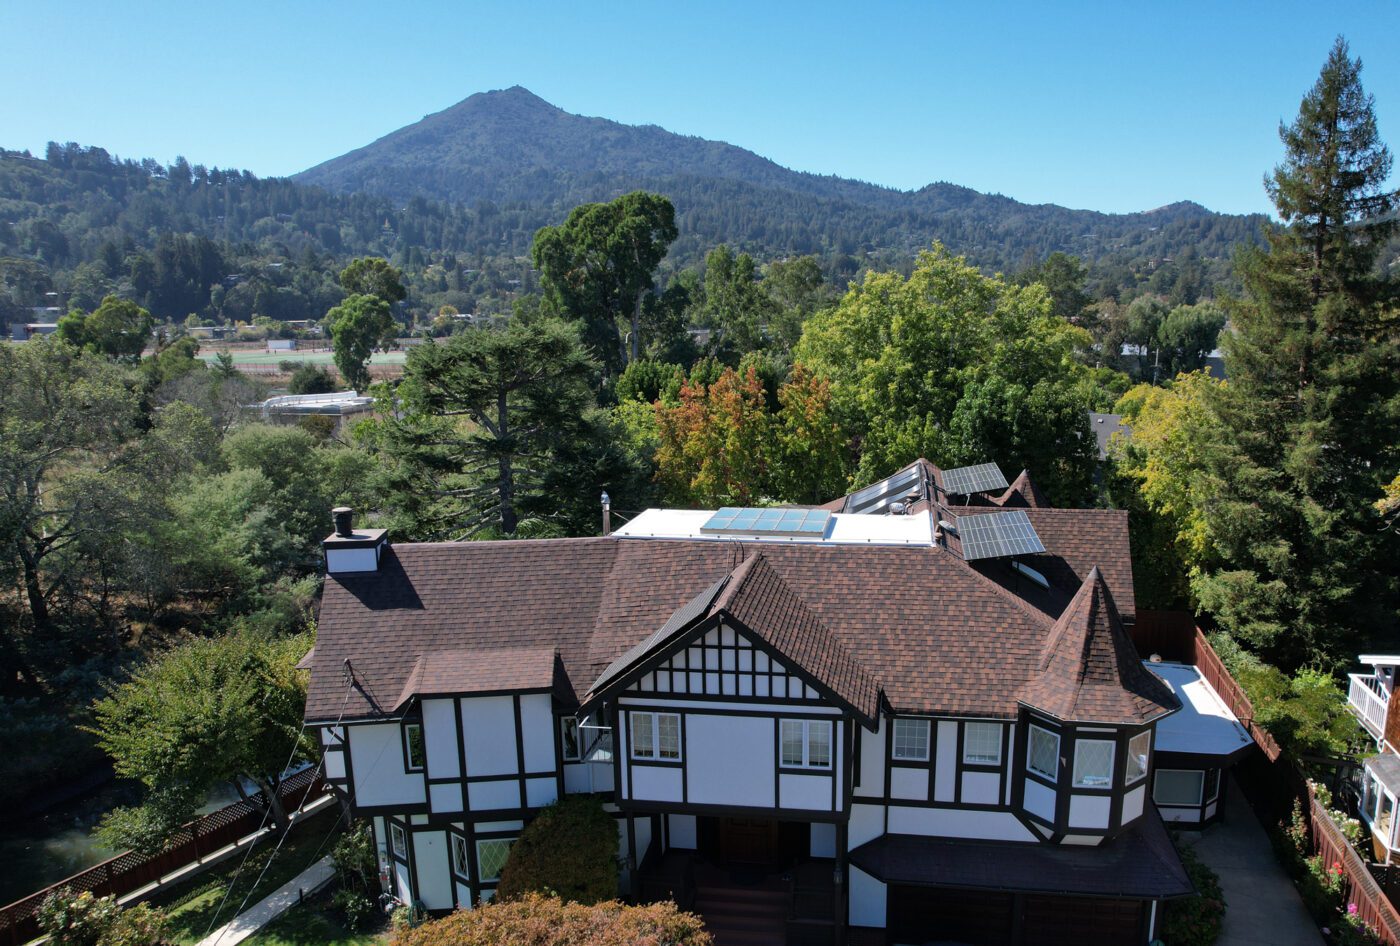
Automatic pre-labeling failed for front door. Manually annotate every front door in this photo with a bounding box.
[718,817,779,865]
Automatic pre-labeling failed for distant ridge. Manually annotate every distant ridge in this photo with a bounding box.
[296,86,1264,270]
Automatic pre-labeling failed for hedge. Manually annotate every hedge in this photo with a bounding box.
[389,893,712,946]
[496,795,619,904]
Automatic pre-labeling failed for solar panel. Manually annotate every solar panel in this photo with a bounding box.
[701,507,832,537]
[956,510,1046,561]
[941,462,1009,496]
[845,466,923,514]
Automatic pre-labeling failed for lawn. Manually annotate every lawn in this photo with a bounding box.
[155,807,346,946]
[241,890,388,946]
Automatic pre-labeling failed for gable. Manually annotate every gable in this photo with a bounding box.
[627,620,828,703]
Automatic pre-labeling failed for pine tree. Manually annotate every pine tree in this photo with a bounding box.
[1194,38,1400,668]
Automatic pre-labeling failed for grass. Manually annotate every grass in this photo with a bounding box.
[154,807,345,946]
[241,889,388,946]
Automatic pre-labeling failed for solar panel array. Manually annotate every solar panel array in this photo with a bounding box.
[956,509,1046,561]
[845,466,923,515]
[941,462,1009,496]
[701,507,832,537]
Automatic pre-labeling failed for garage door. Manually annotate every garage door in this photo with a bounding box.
[888,886,1013,946]
[1023,895,1143,946]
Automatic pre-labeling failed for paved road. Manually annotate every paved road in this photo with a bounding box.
[1185,775,1323,946]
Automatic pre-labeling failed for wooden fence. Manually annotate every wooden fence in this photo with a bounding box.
[0,768,325,946]
[1310,786,1400,943]
[1132,610,1400,942]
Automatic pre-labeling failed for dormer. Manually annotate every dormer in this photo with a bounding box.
[322,506,388,574]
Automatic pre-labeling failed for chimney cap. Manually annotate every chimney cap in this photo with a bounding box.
[332,506,355,538]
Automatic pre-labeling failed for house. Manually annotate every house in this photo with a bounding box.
[303,460,1202,946]
[1347,655,1400,864]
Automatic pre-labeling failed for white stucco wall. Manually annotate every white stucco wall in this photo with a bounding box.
[349,724,425,807]
[686,713,776,807]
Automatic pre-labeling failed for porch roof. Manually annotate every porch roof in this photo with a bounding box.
[848,808,1192,900]
[1367,754,1400,796]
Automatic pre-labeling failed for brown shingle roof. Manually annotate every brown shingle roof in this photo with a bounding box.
[714,554,880,724]
[991,469,1051,508]
[1018,568,1178,725]
[392,644,561,710]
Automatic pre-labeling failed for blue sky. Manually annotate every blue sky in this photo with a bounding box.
[3,1,1396,216]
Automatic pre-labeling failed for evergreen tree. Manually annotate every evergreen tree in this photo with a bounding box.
[1195,38,1400,668]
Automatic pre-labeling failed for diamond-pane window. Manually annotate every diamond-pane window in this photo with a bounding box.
[1072,739,1115,788]
[1027,725,1060,781]
[476,838,514,882]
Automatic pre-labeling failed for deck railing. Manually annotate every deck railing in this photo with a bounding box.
[1349,674,1390,739]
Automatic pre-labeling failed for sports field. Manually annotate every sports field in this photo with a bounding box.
[195,347,410,366]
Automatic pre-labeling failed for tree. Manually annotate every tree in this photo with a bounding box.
[388,894,711,946]
[1195,38,1400,668]
[764,255,830,352]
[288,362,336,395]
[325,294,396,392]
[55,295,154,361]
[771,363,850,504]
[339,256,407,303]
[531,192,677,372]
[1157,302,1226,375]
[794,245,1095,503]
[496,796,619,904]
[1017,252,1090,326]
[369,318,596,537]
[90,631,312,849]
[699,245,775,360]
[655,365,771,507]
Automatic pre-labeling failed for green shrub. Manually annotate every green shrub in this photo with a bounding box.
[288,362,336,394]
[496,795,619,905]
[1330,909,1385,945]
[37,889,171,946]
[389,893,711,946]
[333,819,379,893]
[1159,842,1225,946]
[332,887,377,932]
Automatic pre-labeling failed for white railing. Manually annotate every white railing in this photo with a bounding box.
[1348,673,1389,738]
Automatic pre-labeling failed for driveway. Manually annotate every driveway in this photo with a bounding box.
[1182,775,1323,946]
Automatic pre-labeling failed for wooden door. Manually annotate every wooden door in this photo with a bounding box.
[719,817,779,865]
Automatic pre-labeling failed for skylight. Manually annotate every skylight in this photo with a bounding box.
[700,507,832,537]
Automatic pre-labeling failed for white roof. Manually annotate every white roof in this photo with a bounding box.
[1148,662,1253,757]
[1359,655,1400,667]
[612,508,936,547]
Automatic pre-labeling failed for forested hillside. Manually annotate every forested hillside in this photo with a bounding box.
[298,85,1266,275]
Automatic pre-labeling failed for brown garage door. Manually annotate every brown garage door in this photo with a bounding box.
[888,886,1013,945]
[888,887,1146,946]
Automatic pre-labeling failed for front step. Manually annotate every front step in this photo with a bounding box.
[695,883,788,946]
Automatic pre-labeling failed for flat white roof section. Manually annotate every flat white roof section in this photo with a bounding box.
[1148,662,1253,757]
[1359,655,1400,667]
[613,507,937,546]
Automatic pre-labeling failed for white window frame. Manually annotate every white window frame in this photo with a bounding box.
[1027,724,1060,781]
[1071,738,1116,789]
[630,711,681,762]
[1153,768,1205,807]
[389,822,407,859]
[780,719,833,770]
[560,717,581,762]
[475,837,515,883]
[402,721,425,772]
[963,722,1003,765]
[892,718,930,761]
[1125,730,1151,784]
[451,833,469,878]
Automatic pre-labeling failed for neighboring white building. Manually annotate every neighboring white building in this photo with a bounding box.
[304,461,1209,945]
[1348,654,1400,864]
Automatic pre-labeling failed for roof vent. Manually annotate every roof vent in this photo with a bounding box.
[888,501,907,516]
[938,519,958,534]
[332,506,354,538]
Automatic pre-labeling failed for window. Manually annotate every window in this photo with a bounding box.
[781,719,832,769]
[630,712,680,761]
[560,717,581,762]
[892,719,930,761]
[963,722,1003,765]
[1072,739,1115,788]
[476,837,515,882]
[1027,725,1059,781]
[389,822,407,859]
[1126,731,1151,784]
[451,834,469,877]
[402,722,425,772]
[1204,768,1221,803]
[1153,769,1205,807]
